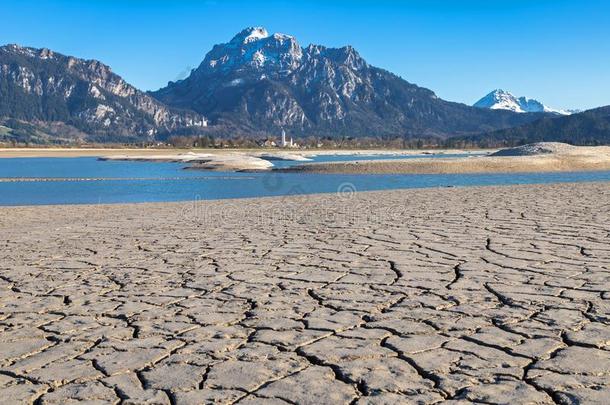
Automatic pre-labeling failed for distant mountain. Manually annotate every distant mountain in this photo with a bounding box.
[459,106,610,147]
[152,27,544,139]
[474,89,578,116]
[0,44,207,143]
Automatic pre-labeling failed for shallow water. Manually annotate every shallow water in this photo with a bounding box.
[1,156,609,206]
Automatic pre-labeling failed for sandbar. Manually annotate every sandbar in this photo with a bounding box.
[285,145,610,174]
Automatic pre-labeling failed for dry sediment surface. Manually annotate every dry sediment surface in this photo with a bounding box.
[1,183,610,404]
[287,145,610,174]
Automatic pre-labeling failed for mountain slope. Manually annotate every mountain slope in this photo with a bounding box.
[0,44,207,143]
[462,106,610,146]
[152,27,545,139]
[474,89,577,115]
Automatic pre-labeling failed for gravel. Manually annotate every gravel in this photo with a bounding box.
[491,142,576,156]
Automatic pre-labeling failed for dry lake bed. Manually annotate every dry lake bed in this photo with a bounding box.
[1,182,609,404]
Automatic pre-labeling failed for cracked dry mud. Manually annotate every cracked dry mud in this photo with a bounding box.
[1,182,609,404]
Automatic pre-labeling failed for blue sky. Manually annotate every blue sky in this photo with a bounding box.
[2,0,608,110]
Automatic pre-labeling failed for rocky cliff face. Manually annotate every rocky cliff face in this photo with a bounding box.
[152,27,544,139]
[0,44,207,142]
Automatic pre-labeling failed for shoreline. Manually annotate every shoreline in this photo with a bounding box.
[4,145,609,175]
[0,147,491,158]
[282,146,610,174]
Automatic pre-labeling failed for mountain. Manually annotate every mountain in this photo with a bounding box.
[457,106,610,147]
[152,27,545,139]
[474,89,578,115]
[0,44,207,143]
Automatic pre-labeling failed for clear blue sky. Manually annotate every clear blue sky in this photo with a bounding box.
[2,0,608,110]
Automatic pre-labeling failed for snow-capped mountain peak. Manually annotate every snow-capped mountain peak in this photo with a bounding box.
[202,27,302,75]
[474,89,525,112]
[231,27,270,44]
[474,89,576,115]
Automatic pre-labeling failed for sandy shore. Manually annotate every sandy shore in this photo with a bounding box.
[0,147,488,159]
[1,183,609,403]
[286,146,610,174]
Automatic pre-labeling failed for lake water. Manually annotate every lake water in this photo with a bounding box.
[1,155,609,206]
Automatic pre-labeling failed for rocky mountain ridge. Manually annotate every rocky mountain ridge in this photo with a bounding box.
[152,27,544,139]
[1,29,596,145]
[0,44,207,143]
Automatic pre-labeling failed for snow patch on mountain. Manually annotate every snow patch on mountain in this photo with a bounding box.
[230,27,270,44]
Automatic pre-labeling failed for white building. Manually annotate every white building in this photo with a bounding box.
[280,128,294,148]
